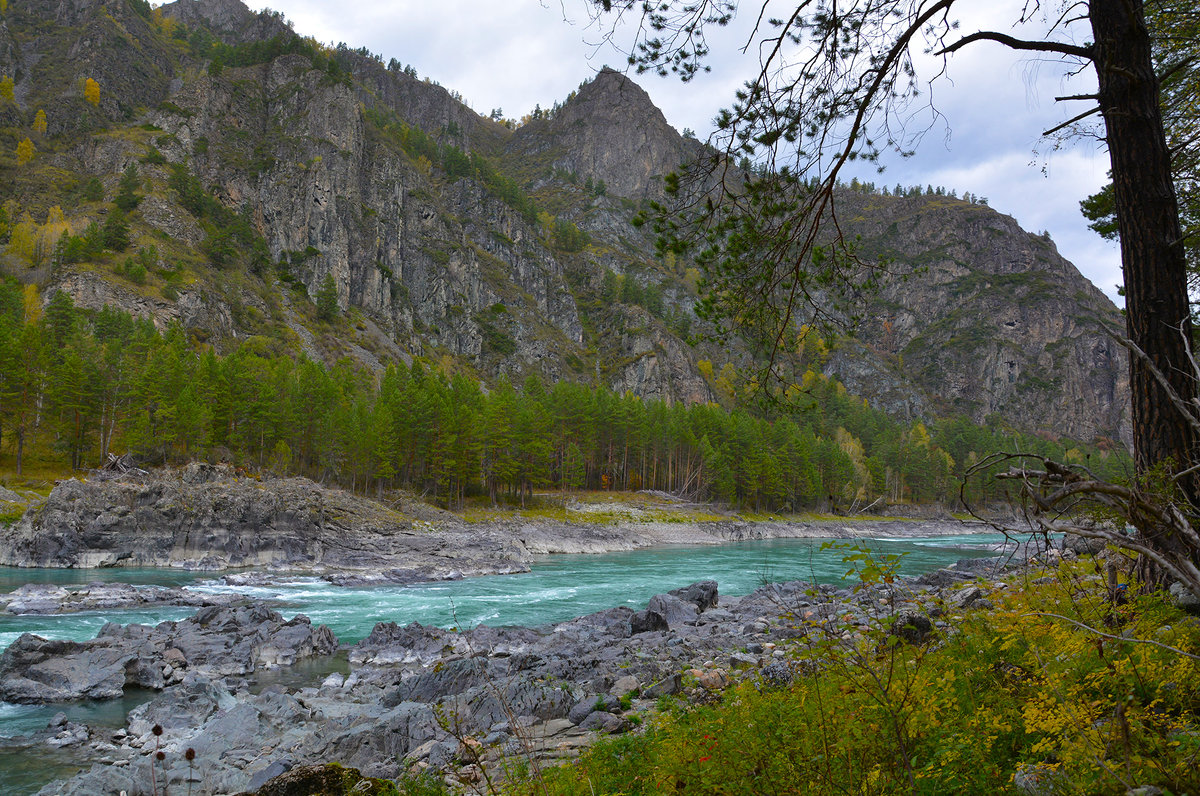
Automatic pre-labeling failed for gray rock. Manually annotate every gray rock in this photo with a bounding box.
[644,673,681,698]
[579,710,626,734]
[669,580,719,611]
[947,585,985,610]
[569,696,614,725]
[1,605,337,704]
[889,612,934,645]
[760,660,793,688]
[245,758,295,791]
[1013,762,1066,796]
[610,675,639,697]
[630,609,668,634]
[647,593,700,627]
[1169,581,1200,614]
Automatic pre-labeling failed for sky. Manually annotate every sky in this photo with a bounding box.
[245,0,1123,305]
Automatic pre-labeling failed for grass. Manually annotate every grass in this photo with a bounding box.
[460,491,731,525]
[507,557,1200,795]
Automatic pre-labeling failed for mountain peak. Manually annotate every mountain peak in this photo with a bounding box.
[162,0,291,43]
[508,69,697,199]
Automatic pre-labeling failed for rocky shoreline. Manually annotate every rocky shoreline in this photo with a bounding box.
[0,464,985,584]
[0,542,1055,796]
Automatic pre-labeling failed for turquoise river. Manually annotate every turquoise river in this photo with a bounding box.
[0,530,1017,794]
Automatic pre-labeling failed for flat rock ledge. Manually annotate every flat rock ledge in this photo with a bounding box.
[11,543,1082,795]
[0,464,986,581]
[0,604,335,704]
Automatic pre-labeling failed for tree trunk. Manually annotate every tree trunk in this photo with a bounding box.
[1091,0,1200,582]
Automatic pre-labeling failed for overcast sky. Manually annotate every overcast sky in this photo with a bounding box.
[246,0,1123,305]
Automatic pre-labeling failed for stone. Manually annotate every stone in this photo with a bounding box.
[630,609,668,634]
[1013,763,1066,796]
[760,661,793,688]
[579,711,626,734]
[644,673,681,698]
[668,580,719,611]
[947,585,984,610]
[610,675,639,697]
[1169,581,1200,614]
[889,612,934,645]
[648,593,700,627]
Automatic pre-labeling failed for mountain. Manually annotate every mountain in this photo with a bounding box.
[0,0,1128,444]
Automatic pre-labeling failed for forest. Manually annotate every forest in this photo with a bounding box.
[0,275,1128,511]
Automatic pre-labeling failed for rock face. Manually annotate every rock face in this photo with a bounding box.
[826,192,1130,444]
[0,463,526,574]
[0,0,1127,443]
[508,67,706,200]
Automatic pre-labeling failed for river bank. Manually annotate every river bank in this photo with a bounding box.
[0,463,991,583]
[1,538,1052,796]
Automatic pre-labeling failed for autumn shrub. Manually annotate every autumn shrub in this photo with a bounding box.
[514,556,1200,795]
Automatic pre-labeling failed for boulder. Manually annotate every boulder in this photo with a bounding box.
[630,609,668,634]
[647,593,700,627]
[579,711,626,734]
[669,580,719,611]
[889,612,934,645]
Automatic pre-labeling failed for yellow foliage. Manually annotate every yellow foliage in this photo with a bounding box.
[796,323,830,364]
[39,205,70,253]
[84,77,100,107]
[32,108,47,135]
[0,0,8,15]
[7,214,38,261]
[908,421,932,448]
[151,7,177,37]
[15,136,34,165]
[0,75,13,102]
[834,427,872,498]
[696,359,714,381]
[714,362,738,401]
[23,284,41,325]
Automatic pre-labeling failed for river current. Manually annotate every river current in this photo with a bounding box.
[0,530,1016,792]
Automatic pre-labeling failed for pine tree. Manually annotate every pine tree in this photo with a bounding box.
[315,274,338,321]
[102,210,129,251]
[114,164,141,212]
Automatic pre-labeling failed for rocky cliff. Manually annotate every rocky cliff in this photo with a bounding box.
[0,0,1128,442]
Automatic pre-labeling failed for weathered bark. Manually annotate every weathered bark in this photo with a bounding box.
[1091,0,1199,580]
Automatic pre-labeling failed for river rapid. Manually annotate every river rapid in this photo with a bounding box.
[0,527,1018,795]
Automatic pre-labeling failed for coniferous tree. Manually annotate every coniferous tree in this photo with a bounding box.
[114,164,142,212]
[315,274,339,321]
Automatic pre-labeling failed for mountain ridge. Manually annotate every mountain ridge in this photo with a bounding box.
[0,0,1128,444]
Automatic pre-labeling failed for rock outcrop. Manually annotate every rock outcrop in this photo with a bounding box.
[0,604,335,703]
[0,0,1128,443]
[0,463,528,575]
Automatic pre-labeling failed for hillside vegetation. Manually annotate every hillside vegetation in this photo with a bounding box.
[0,0,1129,451]
[0,277,1128,512]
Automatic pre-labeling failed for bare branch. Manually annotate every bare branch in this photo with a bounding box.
[935,31,1092,59]
[1043,106,1102,137]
